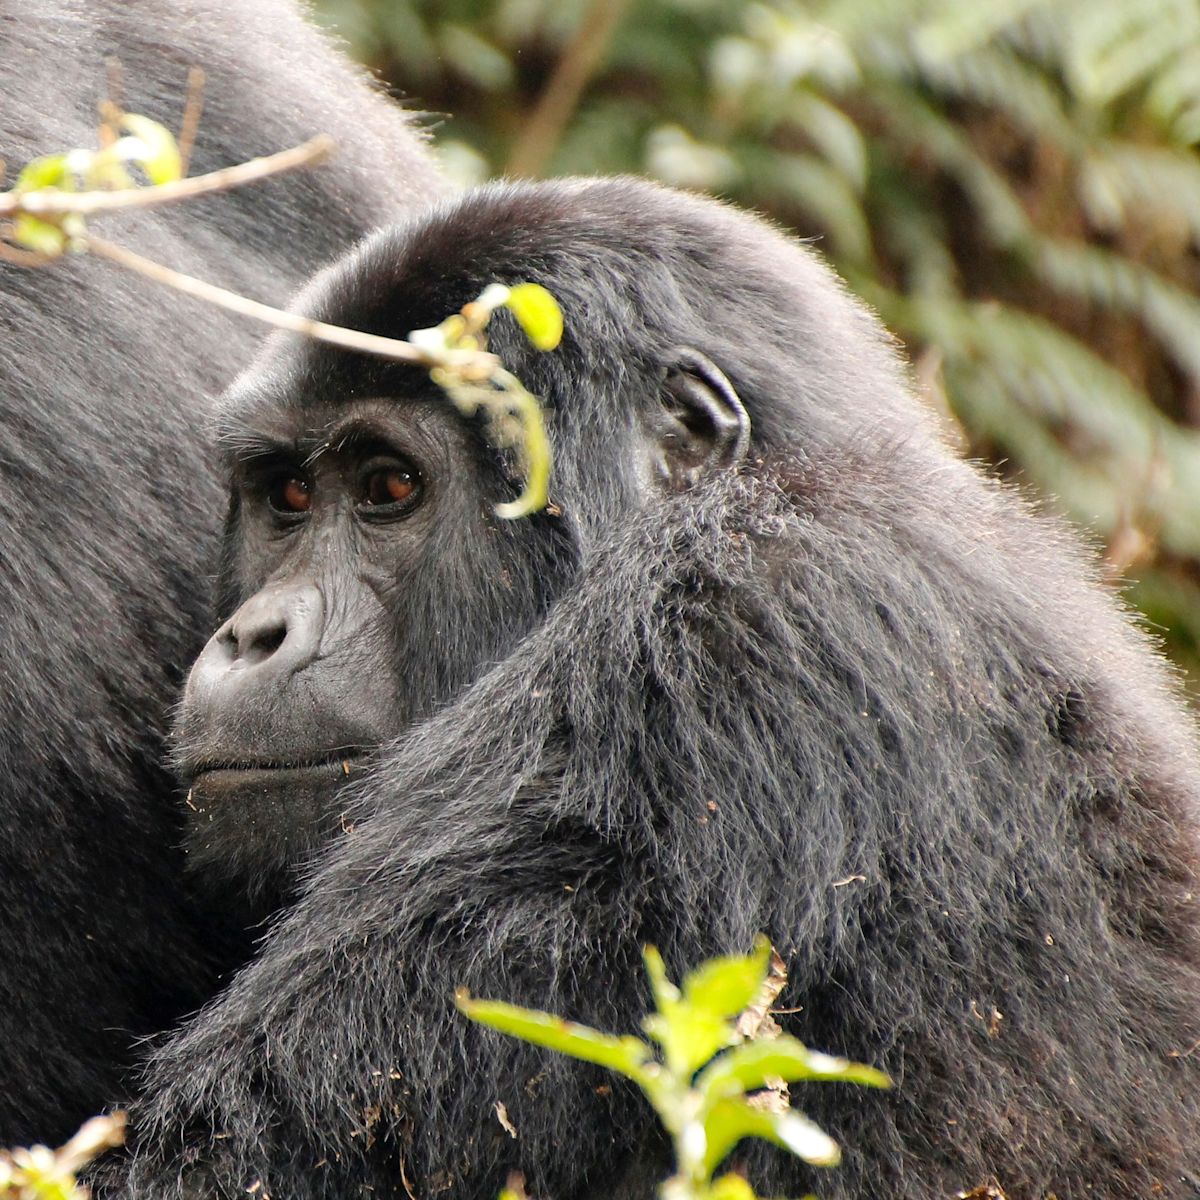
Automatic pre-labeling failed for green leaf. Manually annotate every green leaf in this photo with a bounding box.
[504,282,563,351]
[14,153,72,193]
[457,990,652,1082]
[681,935,771,1021]
[643,1007,737,1079]
[119,114,183,184]
[12,213,66,255]
[643,942,775,1076]
[702,1097,841,1174]
[643,945,682,1009]
[706,1173,757,1200]
[789,93,868,192]
[438,24,516,90]
[696,1036,891,1100]
[644,944,733,1075]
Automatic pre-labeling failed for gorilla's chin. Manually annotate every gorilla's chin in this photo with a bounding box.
[183,758,368,910]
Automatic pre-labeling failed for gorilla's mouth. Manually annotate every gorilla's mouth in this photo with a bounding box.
[188,752,369,791]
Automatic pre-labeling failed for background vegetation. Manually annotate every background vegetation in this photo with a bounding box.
[313,0,1200,691]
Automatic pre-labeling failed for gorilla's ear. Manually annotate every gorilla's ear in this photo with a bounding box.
[650,348,751,488]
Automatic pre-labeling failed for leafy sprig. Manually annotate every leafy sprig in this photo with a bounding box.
[0,109,559,518]
[458,937,889,1200]
[0,1115,125,1200]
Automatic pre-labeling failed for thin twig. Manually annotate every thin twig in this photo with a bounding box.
[83,233,497,375]
[55,1113,126,1175]
[0,134,333,218]
[177,67,206,176]
[101,60,123,145]
[505,0,633,178]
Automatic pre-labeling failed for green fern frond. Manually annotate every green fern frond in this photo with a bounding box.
[873,40,1078,151]
[891,295,1200,556]
[1054,0,1200,109]
[1033,239,1200,386]
[869,87,1033,248]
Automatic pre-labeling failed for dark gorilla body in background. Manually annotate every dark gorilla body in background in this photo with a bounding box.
[0,0,444,1146]
[115,178,1200,1199]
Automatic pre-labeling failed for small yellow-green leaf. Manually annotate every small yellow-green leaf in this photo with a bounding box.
[696,1035,890,1100]
[643,945,681,1010]
[457,990,653,1082]
[702,1097,840,1174]
[119,114,183,184]
[84,147,134,191]
[643,1006,736,1079]
[504,282,563,351]
[12,213,66,255]
[682,935,771,1021]
[490,385,551,519]
[707,1172,757,1200]
[644,942,744,1076]
[14,153,72,193]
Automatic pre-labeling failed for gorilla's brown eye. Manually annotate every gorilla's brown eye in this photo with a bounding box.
[268,476,311,514]
[363,467,417,508]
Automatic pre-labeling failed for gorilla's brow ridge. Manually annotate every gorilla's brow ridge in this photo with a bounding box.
[219,426,300,466]
[221,414,418,472]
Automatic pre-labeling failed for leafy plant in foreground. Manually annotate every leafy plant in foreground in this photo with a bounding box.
[458,937,889,1200]
[0,1115,124,1200]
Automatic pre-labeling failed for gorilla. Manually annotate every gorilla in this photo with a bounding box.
[117,177,1200,1200]
[0,0,444,1146]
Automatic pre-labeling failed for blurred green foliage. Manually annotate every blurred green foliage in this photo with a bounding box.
[315,0,1200,690]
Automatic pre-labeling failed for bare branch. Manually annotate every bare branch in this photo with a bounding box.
[102,60,123,141]
[177,67,206,177]
[0,134,333,219]
[82,234,498,375]
[0,238,54,267]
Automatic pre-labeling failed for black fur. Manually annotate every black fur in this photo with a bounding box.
[122,178,1200,1198]
[0,0,444,1146]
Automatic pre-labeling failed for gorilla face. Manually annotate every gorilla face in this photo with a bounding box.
[174,339,749,903]
[173,390,492,893]
[174,399,456,886]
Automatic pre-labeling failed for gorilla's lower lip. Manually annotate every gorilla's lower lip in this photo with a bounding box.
[189,754,366,789]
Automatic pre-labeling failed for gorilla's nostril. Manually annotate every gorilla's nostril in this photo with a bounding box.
[242,623,287,665]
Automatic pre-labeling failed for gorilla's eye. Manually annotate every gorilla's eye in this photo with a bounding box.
[361,461,419,512]
[267,475,312,515]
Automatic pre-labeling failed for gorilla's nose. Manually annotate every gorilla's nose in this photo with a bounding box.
[190,584,324,695]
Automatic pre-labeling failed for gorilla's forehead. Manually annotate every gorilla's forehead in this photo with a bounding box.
[218,357,449,438]
[307,178,907,407]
